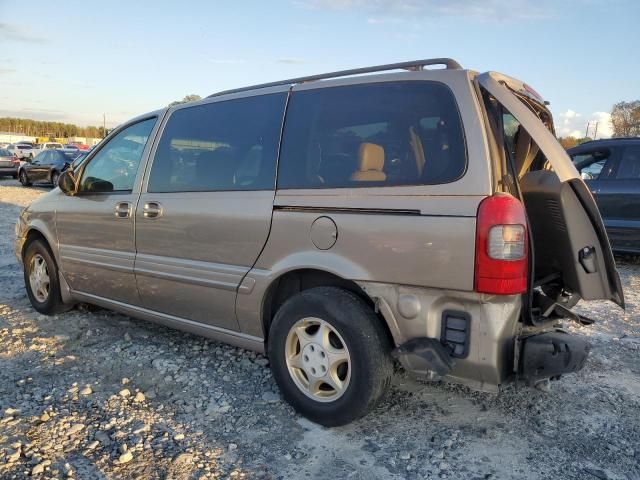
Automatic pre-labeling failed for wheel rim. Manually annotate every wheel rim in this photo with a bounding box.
[20,171,26,183]
[52,173,58,185]
[285,317,351,402]
[29,254,50,303]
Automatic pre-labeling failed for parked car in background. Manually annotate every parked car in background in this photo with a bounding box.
[18,149,76,187]
[31,142,64,157]
[0,148,18,178]
[7,143,34,159]
[67,142,90,151]
[15,58,624,426]
[568,138,640,254]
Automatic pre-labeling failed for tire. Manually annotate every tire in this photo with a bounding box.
[19,169,31,186]
[23,239,72,315]
[51,171,59,187]
[268,286,393,426]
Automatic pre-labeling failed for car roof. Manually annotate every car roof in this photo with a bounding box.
[568,138,640,154]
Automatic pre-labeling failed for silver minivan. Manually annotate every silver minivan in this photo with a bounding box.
[15,59,624,426]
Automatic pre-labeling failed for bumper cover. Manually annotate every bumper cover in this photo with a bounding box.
[519,332,591,384]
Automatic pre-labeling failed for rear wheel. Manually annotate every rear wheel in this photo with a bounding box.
[19,169,31,186]
[268,287,393,426]
[23,239,72,315]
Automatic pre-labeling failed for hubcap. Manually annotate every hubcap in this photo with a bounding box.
[285,317,351,402]
[29,254,50,303]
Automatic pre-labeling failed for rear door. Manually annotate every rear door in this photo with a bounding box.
[478,72,623,307]
[135,89,288,331]
[603,145,640,252]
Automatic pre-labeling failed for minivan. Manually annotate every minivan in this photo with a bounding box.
[15,58,624,426]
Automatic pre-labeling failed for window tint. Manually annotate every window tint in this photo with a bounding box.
[277,81,466,189]
[79,118,155,193]
[148,93,286,193]
[615,146,640,180]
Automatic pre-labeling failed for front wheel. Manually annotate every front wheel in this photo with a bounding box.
[19,169,31,186]
[51,171,60,187]
[268,287,393,426]
[23,239,72,315]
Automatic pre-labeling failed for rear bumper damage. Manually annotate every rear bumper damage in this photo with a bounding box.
[517,331,591,384]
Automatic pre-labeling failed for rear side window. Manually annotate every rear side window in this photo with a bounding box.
[277,81,466,189]
[148,93,287,193]
[614,146,640,180]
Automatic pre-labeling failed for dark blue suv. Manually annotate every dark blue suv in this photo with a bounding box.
[568,138,640,253]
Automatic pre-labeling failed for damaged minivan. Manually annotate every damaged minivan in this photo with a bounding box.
[16,58,624,426]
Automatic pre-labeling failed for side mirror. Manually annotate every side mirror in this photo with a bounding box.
[58,170,77,195]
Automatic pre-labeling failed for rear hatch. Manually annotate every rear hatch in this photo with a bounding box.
[476,72,624,323]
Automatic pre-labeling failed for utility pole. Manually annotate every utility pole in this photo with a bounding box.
[593,122,599,140]
[584,122,590,139]
[103,113,106,138]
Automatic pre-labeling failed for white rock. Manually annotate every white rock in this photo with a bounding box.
[118,451,133,464]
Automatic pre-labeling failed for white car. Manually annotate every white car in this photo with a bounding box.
[7,143,34,159]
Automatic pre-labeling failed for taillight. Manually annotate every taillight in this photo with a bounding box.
[475,194,528,295]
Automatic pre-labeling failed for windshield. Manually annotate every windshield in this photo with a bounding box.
[47,143,62,149]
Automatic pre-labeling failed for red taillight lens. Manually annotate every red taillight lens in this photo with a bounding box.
[475,194,528,295]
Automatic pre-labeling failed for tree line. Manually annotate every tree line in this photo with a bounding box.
[0,117,106,139]
[558,100,639,148]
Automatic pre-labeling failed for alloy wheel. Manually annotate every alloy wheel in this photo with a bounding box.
[285,317,351,402]
[29,254,50,303]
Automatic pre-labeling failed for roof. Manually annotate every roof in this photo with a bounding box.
[206,58,463,98]
[568,137,640,152]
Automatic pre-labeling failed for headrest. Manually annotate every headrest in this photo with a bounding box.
[357,143,384,172]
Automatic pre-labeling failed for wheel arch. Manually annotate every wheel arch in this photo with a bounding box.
[260,268,394,351]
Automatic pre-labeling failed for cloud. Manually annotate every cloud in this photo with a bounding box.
[276,58,308,64]
[302,0,550,21]
[557,109,612,139]
[201,57,246,65]
[0,68,16,75]
[0,22,46,43]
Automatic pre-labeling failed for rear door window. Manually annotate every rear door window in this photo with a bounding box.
[614,146,640,180]
[148,93,287,193]
[277,81,466,189]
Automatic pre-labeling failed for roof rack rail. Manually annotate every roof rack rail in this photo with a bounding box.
[207,58,462,98]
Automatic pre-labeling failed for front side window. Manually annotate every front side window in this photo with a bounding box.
[572,151,611,180]
[148,93,287,193]
[79,118,156,193]
[277,81,467,189]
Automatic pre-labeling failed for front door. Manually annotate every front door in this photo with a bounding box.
[29,152,51,182]
[135,91,288,331]
[55,117,158,305]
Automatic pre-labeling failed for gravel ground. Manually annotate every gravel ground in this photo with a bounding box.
[0,177,639,480]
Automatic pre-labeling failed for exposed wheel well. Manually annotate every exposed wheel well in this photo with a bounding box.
[22,229,49,259]
[261,268,393,347]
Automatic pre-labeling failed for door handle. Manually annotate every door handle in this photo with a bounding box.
[143,201,163,219]
[114,202,132,218]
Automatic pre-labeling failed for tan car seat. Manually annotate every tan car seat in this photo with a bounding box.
[351,143,386,182]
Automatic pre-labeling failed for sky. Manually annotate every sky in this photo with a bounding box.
[0,0,638,138]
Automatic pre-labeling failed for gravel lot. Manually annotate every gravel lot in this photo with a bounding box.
[0,177,639,480]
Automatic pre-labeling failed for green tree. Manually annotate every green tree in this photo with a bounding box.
[169,94,202,107]
[611,100,640,137]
